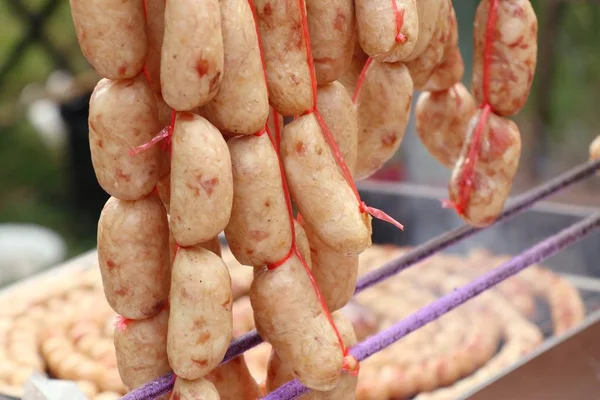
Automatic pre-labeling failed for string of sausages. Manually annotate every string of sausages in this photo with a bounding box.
[415,0,539,227]
[67,0,597,399]
[120,156,600,400]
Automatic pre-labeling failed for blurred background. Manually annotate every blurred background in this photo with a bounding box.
[0,0,598,284]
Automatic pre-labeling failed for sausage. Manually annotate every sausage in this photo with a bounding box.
[168,247,233,380]
[306,0,355,84]
[171,377,220,400]
[224,133,293,266]
[354,61,413,180]
[88,77,161,201]
[406,0,451,89]
[405,0,444,61]
[97,194,170,319]
[205,355,261,400]
[266,312,358,398]
[338,41,369,97]
[355,0,418,62]
[316,81,359,174]
[203,0,269,135]
[422,5,463,92]
[170,113,233,247]
[253,0,313,116]
[449,110,522,227]
[472,0,538,116]
[281,114,372,255]
[250,254,344,391]
[70,0,147,79]
[145,0,165,94]
[299,218,358,312]
[114,308,171,393]
[161,0,224,111]
[415,83,477,168]
[589,135,600,174]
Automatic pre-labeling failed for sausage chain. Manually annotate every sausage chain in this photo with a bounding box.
[414,0,538,227]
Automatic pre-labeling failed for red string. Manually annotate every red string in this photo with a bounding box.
[114,315,130,332]
[446,0,498,216]
[351,57,373,104]
[390,0,408,43]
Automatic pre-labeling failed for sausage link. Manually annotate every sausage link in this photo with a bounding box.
[253,0,313,116]
[114,308,171,392]
[224,133,293,266]
[203,0,269,135]
[306,0,356,84]
[205,355,261,400]
[170,113,233,247]
[168,247,233,380]
[421,5,463,92]
[97,194,170,320]
[317,81,359,175]
[70,0,147,79]
[415,83,477,168]
[449,111,522,227]
[161,0,224,111]
[145,0,165,94]
[171,377,220,400]
[89,77,161,201]
[299,218,358,312]
[590,136,600,175]
[406,0,451,89]
[354,61,413,181]
[355,0,418,62]
[472,0,538,116]
[338,41,368,97]
[250,254,344,391]
[405,0,444,61]
[281,114,372,255]
[294,220,312,270]
[266,312,358,399]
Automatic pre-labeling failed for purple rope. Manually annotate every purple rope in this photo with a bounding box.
[121,159,600,400]
[264,212,600,400]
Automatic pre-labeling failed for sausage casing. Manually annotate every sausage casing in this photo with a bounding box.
[224,134,293,266]
[317,81,359,175]
[170,113,233,247]
[203,0,269,135]
[168,247,233,380]
[300,219,358,312]
[306,0,356,84]
[205,355,261,400]
[422,4,463,92]
[415,83,477,168]
[171,377,220,400]
[89,77,161,201]
[406,0,451,89]
[449,111,522,227]
[405,0,444,61]
[253,0,313,116]
[281,114,371,255]
[97,195,170,320]
[114,308,171,391]
[144,0,165,94]
[161,0,224,111]
[250,254,344,391]
[70,0,147,79]
[472,0,538,116]
[355,0,418,62]
[354,61,413,180]
[266,312,358,398]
